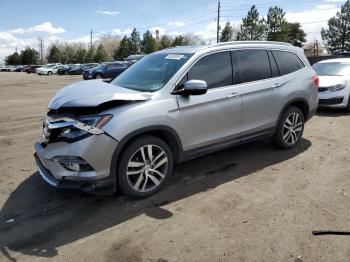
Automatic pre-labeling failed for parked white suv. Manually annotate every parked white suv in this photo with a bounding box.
[36,63,61,75]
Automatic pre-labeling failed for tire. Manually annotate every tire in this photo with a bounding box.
[48,71,53,75]
[94,73,102,79]
[117,135,174,199]
[347,97,350,112]
[272,106,305,149]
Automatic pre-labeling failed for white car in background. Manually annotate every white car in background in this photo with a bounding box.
[313,58,350,111]
[36,63,61,75]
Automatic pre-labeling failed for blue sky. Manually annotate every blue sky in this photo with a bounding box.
[0,0,346,61]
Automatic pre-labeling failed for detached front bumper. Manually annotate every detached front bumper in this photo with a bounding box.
[34,133,118,194]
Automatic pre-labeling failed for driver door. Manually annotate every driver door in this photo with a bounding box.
[176,51,243,151]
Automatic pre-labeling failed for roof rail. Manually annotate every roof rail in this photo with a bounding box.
[213,41,293,47]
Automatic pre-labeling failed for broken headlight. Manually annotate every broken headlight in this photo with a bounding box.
[59,115,112,141]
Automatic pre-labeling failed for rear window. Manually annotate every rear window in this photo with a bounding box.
[236,49,271,83]
[272,50,305,75]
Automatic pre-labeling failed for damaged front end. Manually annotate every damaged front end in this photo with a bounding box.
[34,80,152,194]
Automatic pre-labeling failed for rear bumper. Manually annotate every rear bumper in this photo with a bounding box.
[34,134,118,194]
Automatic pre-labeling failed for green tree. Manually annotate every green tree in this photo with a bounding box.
[5,52,21,65]
[129,28,142,54]
[142,30,158,54]
[74,48,87,63]
[20,47,39,65]
[266,6,288,42]
[114,36,131,60]
[47,45,62,63]
[286,22,306,47]
[93,44,108,62]
[321,0,350,54]
[159,35,172,49]
[172,35,189,46]
[220,22,235,42]
[237,5,265,40]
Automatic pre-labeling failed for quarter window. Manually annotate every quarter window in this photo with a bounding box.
[236,49,271,83]
[272,50,305,75]
[186,51,233,89]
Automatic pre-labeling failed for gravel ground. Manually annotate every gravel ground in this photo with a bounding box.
[0,72,349,262]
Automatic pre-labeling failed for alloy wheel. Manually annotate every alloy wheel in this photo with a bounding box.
[126,144,168,192]
[283,112,303,145]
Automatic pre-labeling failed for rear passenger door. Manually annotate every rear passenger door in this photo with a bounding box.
[235,49,285,138]
[176,51,243,151]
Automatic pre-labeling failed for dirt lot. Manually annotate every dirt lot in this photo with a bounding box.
[0,72,349,262]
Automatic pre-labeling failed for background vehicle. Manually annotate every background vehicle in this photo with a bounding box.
[57,64,78,75]
[313,58,350,111]
[14,65,24,72]
[68,63,98,75]
[24,65,42,74]
[36,63,61,74]
[35,42,318,199]
[38,65,63,75]
[83,61,128,80]
[124,54,145,65]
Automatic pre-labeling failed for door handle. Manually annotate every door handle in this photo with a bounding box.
[227,93,240,99]
[272,83,283,89]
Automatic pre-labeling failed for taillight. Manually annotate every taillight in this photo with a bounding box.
[312,76,319,88]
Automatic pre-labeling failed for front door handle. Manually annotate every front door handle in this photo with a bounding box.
[272,83,283,89]
[227,93,240,99]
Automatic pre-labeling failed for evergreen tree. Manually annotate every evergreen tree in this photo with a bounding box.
[286,22,306,47]
[20,47,39,65]
[142,30,158,54]
[47,45,62,63]
[93,44,108,62]
[114,36,131,60]
[159,35,172,49]
[5,52,21,65]
[321,0,350,54]
[220,22,235,42]
[172,35,189,46]
[237,5,265,40]
[74,48,87,63]
[266,6,288,42]
[129,28,142,54]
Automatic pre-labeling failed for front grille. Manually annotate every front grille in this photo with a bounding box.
[318,87,328,92]
[319,97,344,105]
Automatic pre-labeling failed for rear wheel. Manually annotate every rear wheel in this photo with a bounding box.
[272,106,305,149]
[48,71,53,75]
[117,136,173,199]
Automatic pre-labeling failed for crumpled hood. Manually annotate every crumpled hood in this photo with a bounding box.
[318,75,350,87]
[48,80,152,109]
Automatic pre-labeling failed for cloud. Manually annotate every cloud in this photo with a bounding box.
[325,0,345,2]
[167,21,186,27]
[8,22,65,35]
[285,5,340,42]
[95,10,120,15]
[111,28,132,36]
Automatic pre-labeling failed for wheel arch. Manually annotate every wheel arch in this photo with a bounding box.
[109,125,184,186]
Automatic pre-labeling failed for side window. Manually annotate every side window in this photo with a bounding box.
[187,51,232,89]
[268,50,280,77]
[236,49,271,83]
[272,50,305,75]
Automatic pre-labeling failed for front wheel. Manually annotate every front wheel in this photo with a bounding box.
[117,136,174,199]
[94,73,102,79]
[272,106,305,149]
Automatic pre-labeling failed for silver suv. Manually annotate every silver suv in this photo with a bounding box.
[34,41,318,198]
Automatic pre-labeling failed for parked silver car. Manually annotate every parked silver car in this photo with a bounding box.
[34,41,318,198]
[313,58,350,110]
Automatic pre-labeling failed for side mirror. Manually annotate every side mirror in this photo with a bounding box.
[171,80,208,96]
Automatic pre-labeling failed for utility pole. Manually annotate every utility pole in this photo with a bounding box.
[217,0,220,43]
[316,40,319,57]
[38,38,44,64]
[90,29,93,62]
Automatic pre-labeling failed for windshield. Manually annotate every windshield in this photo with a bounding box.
[313,62,350,76]
[111,53,192,92]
